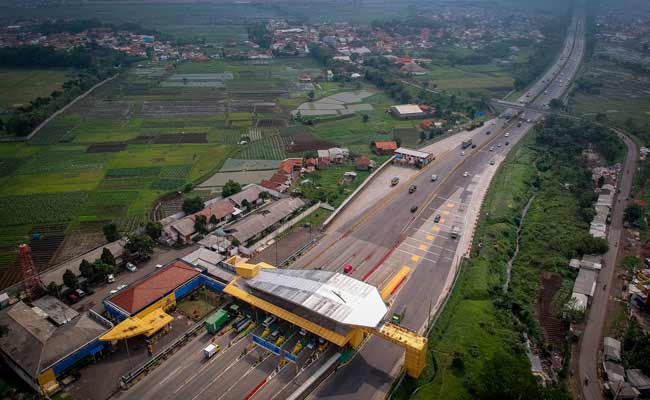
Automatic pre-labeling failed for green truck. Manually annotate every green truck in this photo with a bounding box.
[204,308,230,334]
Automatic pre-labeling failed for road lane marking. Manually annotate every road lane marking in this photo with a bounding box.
[440,218,446,224]
[426,235,434,241]
[431,226,440,232]
[442,210,450,215]
[418,244,428,251]
[447,203,455,208]
[410,255,420,262]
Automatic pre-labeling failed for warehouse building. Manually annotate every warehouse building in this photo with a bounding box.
[389,104,433,120]
[0,296,112,394]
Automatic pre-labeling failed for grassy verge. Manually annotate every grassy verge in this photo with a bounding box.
[395,117,622,399]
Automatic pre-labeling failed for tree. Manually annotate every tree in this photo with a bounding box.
[63,269,78,288]
[182,196,204,214]
[101,247,116,266]
[103,223,119,242]
[222,180,242,197]
[183,183,193,193]
[620,256,641,272]
[472,352,542,400]
[145,221,163,240]
[624,204,644,224]
[92,260,113,279]
[259,191,270,200]
[241,199,251,211]
[194,215,208,235]
[577,235,609,255]
[308,90,315,101]
[231,238,241,247]
[47,281,60,298]
[124,234,154,259]
[209,214,218,226]
[79,259,94,278]
[362,114,369,123]
[549,98,564,110]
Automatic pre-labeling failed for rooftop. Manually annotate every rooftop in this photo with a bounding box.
[226,197,304,244]
[243,269,387,328]
[227,184,267,207]
[395,147,432,159]
[573,268,597,297]
[374,141,398,151]
[391,104,424,115]
[0,300,108,379]
[108,260,200,314]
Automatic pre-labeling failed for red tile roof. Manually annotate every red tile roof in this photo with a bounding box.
[374,141,398,151]
[278,158,302,174]
[270,173,289,184]
[260,180,280,190]
[109,261,200,314]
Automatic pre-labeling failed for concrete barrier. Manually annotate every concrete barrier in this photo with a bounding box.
[322,156,394,229]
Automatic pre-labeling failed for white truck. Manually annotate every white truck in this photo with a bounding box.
[203,343,220,359]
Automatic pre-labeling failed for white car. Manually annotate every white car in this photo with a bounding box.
[460,151,465,156]
[109,289,118,294]
[431,174,438,181]
[117,284,127,291]
[490,160,495,165]
[504,132,510,137]
[126,263,137,272]
[462,171,469,177]
[156,264,163,269]
[489,146,495,151]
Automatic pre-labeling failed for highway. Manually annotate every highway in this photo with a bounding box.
[113,9,586,400]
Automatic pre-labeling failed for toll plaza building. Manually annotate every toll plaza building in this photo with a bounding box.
[393,147,434,168]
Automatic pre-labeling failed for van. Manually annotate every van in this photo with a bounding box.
[203,344,220,359]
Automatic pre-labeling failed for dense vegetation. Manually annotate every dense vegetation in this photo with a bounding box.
[396,116,622,399]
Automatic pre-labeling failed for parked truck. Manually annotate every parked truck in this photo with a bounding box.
[204,308,230,334]
[462,139,472,149]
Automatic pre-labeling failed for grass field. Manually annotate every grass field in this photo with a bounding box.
[414,63,515,96]
[0,68,71,108]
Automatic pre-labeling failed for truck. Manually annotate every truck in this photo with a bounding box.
[391,304,407,324]
[235,316,252,333]
[204,308,230,334]
[462,139,472,149]
[450,225,460,240]
[203,343,220,359]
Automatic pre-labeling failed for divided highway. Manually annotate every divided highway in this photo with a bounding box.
[114,9,585,400]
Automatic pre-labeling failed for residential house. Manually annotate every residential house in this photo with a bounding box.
[356,156,372,171]
[373,141,397,155]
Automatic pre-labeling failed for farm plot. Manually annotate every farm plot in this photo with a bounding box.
[0,157,26,178]
[256,119,287,128]
[28,223,67,270]
[219,158,281,172]
[292,90,374,117]
[69,99,135,122]
[285,132,338,153]
[86,142,128,153]
[197,170,275,189]
[237,135,287,160]
[161,73,233,88]
[152,192,185,221]
[51,221,108,265]
[0,192,87,227]
[79,190,139,221]
[140,99,226,118]
[31,117,80,145]
[146,133,208,144]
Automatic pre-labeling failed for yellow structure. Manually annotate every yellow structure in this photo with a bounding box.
[380,266,411,301]
[223,278,428,378]
[99,308,174,341]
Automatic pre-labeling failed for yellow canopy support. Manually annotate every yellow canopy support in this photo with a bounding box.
[99,308,174,341]
[373,323,427,378]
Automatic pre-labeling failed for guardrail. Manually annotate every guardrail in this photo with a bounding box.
[321,156,394,229]
[119,319,205,389]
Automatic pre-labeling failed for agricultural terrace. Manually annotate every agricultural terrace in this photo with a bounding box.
[0,68,71,109]
[0,57,325,285]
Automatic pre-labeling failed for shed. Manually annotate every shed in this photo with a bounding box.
[573,268,597,297]
[627,369,650,394]
[604,361,625,382]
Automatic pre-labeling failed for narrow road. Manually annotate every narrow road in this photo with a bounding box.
[577,129,638,399]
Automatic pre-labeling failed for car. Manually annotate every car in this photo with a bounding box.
[391,177,399,186]
[117,284,127,291]
[107,274,115,283]
[497,143,501,148]
[74,288,86,298]
[486,130,492,135]
[505,141,509,146]
[343,264,353,274]
[408,185,417,193]
[471,144,477,148]
[431,174,438,181]
[434,214,441,223]
[460,151,465,156]
[410,205,419,213]
[156,264,163,269]
[462,171,469,177]
[489,160,495,165]
[504,132,510,137]
[109,289,118,294]
[126,262,137,272]
[489,146,494,151]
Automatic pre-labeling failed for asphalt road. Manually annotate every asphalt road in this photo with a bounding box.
[112,10,586,400]
[577,130,639,400]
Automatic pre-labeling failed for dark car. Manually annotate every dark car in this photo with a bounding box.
[505,141,510,145]
[434,214,441,223]
[408,185,417,193]
[486,130,492,135]
[410,205,418,213]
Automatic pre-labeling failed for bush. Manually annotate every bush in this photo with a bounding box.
[145,221,163,240]
[102,223,119,242]
[222,180,242,197]
[182,196,203,215]
[63,269,77,288]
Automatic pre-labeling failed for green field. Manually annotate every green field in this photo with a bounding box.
[0,68,71,108]
[413,63,515,96]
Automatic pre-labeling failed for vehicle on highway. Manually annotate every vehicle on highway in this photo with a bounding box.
[408,185,417,193]
[504,132,510,137]
[471,144,477,149]
[431,174,438,181]
[391,304,407,324]
[489,146,494,152]
[497,143,502,148]
[460,151,465,156]
[410,205,418,213]
[203,343,221,359]
[391,177,399,186]
[490,160,495,165]
[486,130,492,135]
[462,171,469,177]
[462,139,472,149]
[126,262,137,272]
[343,264,353,274]
[434,214,441,223]
[505,141,509,146]
[450,225,460,240]
[156,264,163,269]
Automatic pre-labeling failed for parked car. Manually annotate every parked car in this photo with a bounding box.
[463,171,469,177]
[431,174,438,182]
[156,264,163,269]
[410,205,418,213]
[434,214,441,223]
[490,160,495,165]
[106,274,115,283]
[343,265,353,274]
[126,263,137,272]
[74,288,86,298]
